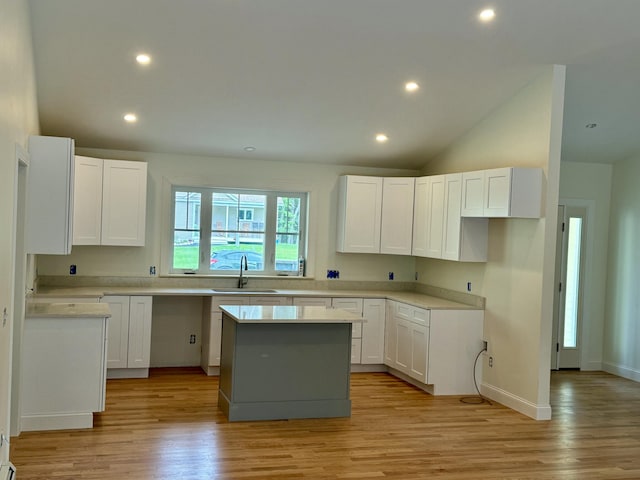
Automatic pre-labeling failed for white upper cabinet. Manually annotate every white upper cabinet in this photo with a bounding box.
[337,175,414,255]
[411,177,429,257]
[26,136,75,255]
[73,156,103,245]
[380,177,415,255]
[336,175,383,253]
[461,167,543,218]
[412,175,444,258]
[413,173,487,262]
[441,174,488,262]
[74,157,147,246]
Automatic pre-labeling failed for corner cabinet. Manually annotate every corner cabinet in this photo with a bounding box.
[413,174,488,262]
[26,135,75,254]
[336,175,414,255]
[461,167,543,218]
[384,301,484,395]
[101,295,153,378]
[74,156,148,246]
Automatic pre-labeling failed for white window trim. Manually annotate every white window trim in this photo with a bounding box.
[169,185,307,276]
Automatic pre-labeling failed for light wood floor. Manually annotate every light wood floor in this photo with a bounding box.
[10,369,640,479]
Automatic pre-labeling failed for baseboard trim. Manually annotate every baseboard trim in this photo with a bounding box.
[602,362,640,382]
[21,412,94,431]
[582,361,603,371]
[481,382,552,420]
[107,368,149,379]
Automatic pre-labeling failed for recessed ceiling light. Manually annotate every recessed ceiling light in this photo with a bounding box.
[244,146,256,152]
[375,134,389,143]
[136,53,151,65]
[478,8,496,22]
[405,81,420,92]
[123,113,137,123]
[585,123,598,129]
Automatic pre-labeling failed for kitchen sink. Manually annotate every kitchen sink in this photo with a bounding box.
[211,288,278,293]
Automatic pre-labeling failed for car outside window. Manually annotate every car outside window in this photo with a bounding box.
[171,186,307,276]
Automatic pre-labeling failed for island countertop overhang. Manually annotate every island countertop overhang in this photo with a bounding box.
[220,305,363,324]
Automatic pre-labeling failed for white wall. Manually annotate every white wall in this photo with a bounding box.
[602,154,640,381]
[0,0,40,461]
[37,150,419,283]
[559,161,612,371]
[416,66,566,419]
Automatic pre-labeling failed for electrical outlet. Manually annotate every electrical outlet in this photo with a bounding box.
[149,266,156,275]
[467,281,472,292]
[482,340,488,351]
[388,272,394,280]
[489,356,494,367]
[2,308,7,328]
[189,334,196,344]
[70,264,77,275]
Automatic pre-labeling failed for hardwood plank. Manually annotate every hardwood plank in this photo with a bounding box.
[10,369,640,479]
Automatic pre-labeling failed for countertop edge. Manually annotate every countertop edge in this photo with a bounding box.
[30,288,482,311]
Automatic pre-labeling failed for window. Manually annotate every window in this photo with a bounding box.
[171,186,307,275]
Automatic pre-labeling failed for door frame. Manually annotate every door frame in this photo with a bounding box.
[551,198,595,370]
[10,144,29,437]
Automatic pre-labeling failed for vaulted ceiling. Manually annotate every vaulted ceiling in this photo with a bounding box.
[28,0,640,168]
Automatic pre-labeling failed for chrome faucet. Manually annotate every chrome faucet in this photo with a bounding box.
[238,255,248,288]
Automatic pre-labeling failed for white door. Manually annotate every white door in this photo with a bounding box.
[552,205,587,369]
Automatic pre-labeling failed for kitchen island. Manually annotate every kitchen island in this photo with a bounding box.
[218,305,362,421]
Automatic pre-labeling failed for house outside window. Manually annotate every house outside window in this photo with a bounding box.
[171,186,307,275]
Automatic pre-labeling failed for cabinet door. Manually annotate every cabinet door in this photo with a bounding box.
[442,173,462,260]
[425,175,445,258]
[361,299,385,364]
[73,156,103,245]
[208,313,223,366]
[336,175,383,253]
[383,302,397,367]
[332,298,363,338]
[483,168,512,217]
[461,171,485,217]
[209,296,250,367]
[411,177,429,257]
[395,318,412,375]
[101,160,147,246]
[351,338,362,364]
[380,177,415,255]
[409,323,429,383]
[26,135,74,254]
[101,296,130,369]
[127,296,152,368]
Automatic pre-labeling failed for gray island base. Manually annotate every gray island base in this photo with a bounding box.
[218,305,362,422]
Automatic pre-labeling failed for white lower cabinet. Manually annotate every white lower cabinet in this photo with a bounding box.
[384,300,484,395]
[101,295,152,378]
[20,313,108,431]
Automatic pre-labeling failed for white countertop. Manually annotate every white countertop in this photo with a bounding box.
[220,305,363,323]
[26,302,111,318]
[32,287,481,311]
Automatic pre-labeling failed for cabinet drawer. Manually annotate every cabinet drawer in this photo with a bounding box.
[394,302,430,326]
[211,296,251,312]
